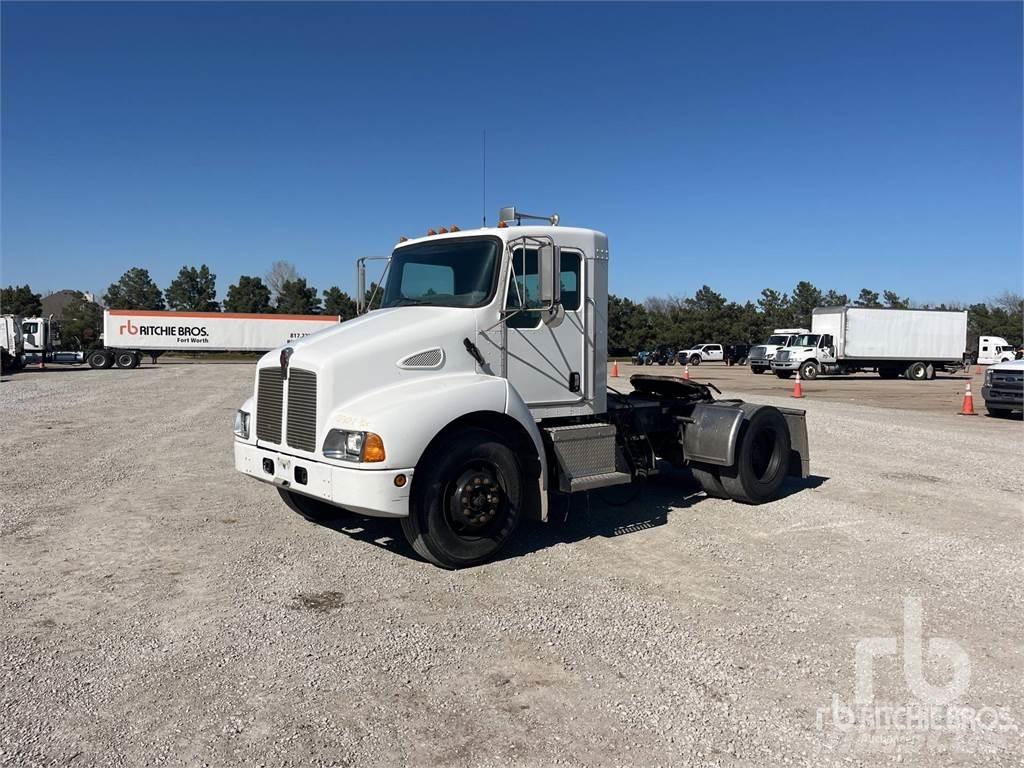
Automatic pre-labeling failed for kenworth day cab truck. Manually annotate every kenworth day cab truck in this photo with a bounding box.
[232,208,811,569]
[771,306,968,381]
[746,328,809,375]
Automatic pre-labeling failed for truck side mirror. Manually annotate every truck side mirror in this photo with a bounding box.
[537,245,561,310]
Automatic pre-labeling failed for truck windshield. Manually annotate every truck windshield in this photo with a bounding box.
[766,335,791,346]
[793,334,820,347]
[382,238,499,309]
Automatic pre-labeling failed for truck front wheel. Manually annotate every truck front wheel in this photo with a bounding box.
[689,355,702,366]
[402,428,523,569]
[719,407,791,504]
[799,361,819,380]
[775,370,793,379]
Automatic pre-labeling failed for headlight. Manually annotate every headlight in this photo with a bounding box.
[323,429,386,462]
[984,370,993,386]
[233,410,250,439]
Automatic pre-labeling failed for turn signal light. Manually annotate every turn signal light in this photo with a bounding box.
[363,433,386,463]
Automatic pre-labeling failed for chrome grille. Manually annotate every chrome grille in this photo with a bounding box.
[775,350,790,363]
[286,369,317,452]
[749,345,767,361]
[256,369,283,443]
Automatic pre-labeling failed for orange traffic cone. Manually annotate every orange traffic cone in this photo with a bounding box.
[683,364,690,381]
[959,382,977,416]
[611,360,620,378]
[975,365,982,375]
[791,370,804,398]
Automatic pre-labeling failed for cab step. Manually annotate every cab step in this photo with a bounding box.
[544,423,633,493]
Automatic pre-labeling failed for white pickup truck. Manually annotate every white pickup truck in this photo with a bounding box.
[677,343,724,366]
[232,207,811,568]
[982,359,1024,418]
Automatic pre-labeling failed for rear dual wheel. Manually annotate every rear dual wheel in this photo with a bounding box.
[401,428,523,569]
[692,407,791,505]
[906,361,928,381]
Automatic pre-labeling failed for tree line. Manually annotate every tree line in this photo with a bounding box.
[607,282,1022,355]
[2,271,1020,354]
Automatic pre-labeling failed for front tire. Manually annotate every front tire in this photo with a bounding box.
[689,355,702,366]
[985,405,1014,419]
[751,367,765,375]
[719,407,791,504]
[278,488,351,524]
[401,428,523,569]
[799,361,819,380]
[775,370,793,379]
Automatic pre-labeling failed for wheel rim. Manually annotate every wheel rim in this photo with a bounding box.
[444,462,507,537]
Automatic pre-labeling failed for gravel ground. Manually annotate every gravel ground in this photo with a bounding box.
[1,363,1022,767]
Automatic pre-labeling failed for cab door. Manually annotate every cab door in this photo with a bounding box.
[499,241,586,407]
[705,344,724,362]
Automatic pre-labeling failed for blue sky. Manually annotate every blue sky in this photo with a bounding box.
[2,2,1021,306]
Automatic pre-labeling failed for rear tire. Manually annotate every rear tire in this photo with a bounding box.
[401,428,523,569]
[720,407,791,504]
[278,488,351,524]
[906,361,928,381]
[130,351,142,369]
[691,465,728,499]
[115,350,136,369]
[87,350,111,369]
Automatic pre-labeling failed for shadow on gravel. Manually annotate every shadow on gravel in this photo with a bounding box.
[295,466,829,567]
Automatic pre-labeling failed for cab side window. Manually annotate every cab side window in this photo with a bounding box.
[506,249,582,329]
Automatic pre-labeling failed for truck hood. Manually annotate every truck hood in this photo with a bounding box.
[989,359,1024,372]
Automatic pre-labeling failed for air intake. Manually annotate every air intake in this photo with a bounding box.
[398,348,445,369]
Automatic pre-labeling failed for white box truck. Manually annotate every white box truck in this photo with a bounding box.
[232,207,812,568]
[771,306,968,381]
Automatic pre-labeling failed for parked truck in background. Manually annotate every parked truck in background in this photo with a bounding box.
[747,328,810,374]
[981,359,1024,418]
[771,306,968,381]
[977,336,1018,366]
[1,315,25,373]
[677,343,724,366]
[233,207,811,569]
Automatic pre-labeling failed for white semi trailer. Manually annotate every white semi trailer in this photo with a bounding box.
[83,310,341,369]
[770,306,968,381]
[232,208,812,568]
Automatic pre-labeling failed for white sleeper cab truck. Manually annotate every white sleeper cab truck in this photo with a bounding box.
[233,207,811,569]
[771,306,968,381]
[747,328,809,375]
[1,314,25,373]
[977,336,1017,366]
[85,310,341,369]
[677,343,724,366]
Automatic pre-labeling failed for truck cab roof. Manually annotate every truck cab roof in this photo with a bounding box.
[395,225,608,251]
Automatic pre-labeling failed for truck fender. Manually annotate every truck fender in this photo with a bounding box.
[684,402,809,479]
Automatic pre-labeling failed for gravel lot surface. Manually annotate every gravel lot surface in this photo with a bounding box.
[2,363,1021,767]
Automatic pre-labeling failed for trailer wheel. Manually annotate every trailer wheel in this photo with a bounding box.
[720,407,791,505]
[799,361,819,380]
[115,350,136,369]
[691,465,728,499]
[278,488,351,524]
[906,361,928,381]
[401,428,522,569]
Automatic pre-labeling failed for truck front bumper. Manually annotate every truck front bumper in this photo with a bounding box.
[771,360,801,372]
[982,385,1023,410]
[234,441,413,517]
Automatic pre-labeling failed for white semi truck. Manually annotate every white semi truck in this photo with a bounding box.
[233,208,811,568]
[770,306,968,381]
[977,335,1017,366]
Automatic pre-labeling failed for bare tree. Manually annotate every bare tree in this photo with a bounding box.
[992,291,1023,313]
[266,261,299,300]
